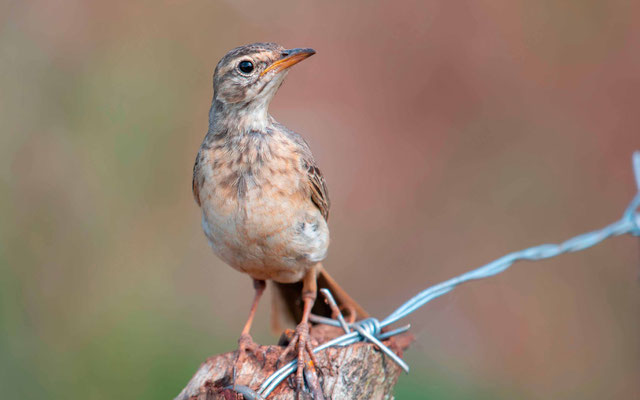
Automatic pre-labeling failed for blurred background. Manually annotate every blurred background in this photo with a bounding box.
[1,1,639,399]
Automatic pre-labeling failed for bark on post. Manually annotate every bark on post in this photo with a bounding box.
[175,325,412,400]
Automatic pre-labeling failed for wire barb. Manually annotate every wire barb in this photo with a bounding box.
[256,152,640,398]
[319,288,350,334]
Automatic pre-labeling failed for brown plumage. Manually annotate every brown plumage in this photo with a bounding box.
[192,42,367,395]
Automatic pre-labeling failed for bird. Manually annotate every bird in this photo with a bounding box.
[192,42,367,394]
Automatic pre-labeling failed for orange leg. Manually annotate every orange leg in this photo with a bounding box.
[234,279,266,380]
[279,265,325,399]
[241,279,266,337]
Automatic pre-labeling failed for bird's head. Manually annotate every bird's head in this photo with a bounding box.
[211,43,315,121]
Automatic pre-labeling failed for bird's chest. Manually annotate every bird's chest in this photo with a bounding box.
[196,135,313,270]
[200,136,305,222]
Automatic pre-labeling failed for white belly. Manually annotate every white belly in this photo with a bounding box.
[201,187,329,283]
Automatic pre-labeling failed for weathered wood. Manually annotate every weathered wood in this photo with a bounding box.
[175,325,412,400]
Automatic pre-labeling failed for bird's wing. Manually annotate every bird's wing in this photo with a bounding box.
[275,121,331,221]
[192,150,203,207]
[304,160,330,221]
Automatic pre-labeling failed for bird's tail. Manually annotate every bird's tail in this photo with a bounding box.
[271,263,368,333]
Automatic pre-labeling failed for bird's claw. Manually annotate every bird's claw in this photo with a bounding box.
[238,333,260,354]
[279,322,325,399]
[233,333,263,385]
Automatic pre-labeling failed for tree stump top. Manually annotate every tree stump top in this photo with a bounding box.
[175,325,413,400]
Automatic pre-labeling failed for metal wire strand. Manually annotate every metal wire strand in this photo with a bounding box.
[257,151,640,398]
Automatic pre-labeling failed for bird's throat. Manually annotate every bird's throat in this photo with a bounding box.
[209,99,272,135]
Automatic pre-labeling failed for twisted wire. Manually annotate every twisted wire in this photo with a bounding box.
[257,152,640,398]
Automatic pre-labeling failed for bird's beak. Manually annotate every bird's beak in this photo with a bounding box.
[261,48,316,77]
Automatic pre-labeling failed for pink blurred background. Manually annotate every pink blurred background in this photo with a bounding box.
[1,1,639,398]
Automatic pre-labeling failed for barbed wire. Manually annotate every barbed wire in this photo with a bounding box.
[245,152,640,399]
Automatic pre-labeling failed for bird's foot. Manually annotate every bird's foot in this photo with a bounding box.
[279,322,325,399]
[233,333,263,384]
[238,333,260,354]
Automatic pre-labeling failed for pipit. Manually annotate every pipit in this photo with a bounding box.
[192,43,367,396]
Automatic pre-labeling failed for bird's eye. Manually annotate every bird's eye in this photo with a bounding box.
[238,60,254,74]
